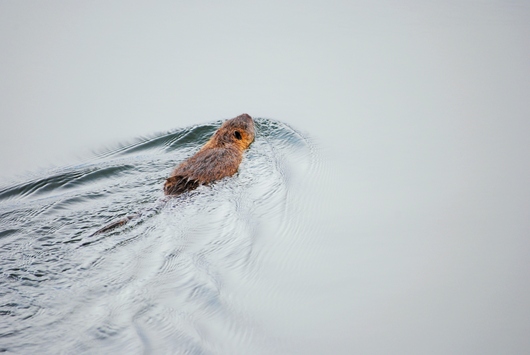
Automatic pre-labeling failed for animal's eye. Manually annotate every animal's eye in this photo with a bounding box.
[234,131,242,140]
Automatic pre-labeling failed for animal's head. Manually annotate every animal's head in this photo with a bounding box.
[209,113,255,150]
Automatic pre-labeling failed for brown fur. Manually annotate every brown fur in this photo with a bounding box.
[163,113,255,195]
[91,114,254,236]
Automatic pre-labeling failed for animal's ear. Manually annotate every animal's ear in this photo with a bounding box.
[234,131,242,140]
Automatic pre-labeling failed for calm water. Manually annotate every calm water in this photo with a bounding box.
[1,2,530,353]
[1,114,530,354]
[0,119,324,354]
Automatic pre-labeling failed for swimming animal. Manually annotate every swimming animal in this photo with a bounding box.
[92,113,255,235]
[164,113,255,195]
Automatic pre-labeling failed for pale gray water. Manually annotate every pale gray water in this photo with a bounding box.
[0,119,323,354]
[1,1,530,354]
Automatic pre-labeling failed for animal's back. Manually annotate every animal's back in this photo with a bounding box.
[164,113,255,195]
[92,113,255,235]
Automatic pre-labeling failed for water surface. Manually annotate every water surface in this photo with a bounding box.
[0,118,322,354]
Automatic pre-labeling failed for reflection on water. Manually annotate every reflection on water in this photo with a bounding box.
[0,118,321,353]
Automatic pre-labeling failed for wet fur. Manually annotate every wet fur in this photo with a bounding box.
[164,113,255,195]
[91,114,255,236]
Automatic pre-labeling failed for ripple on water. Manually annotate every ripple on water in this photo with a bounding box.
[0,118,322,353]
